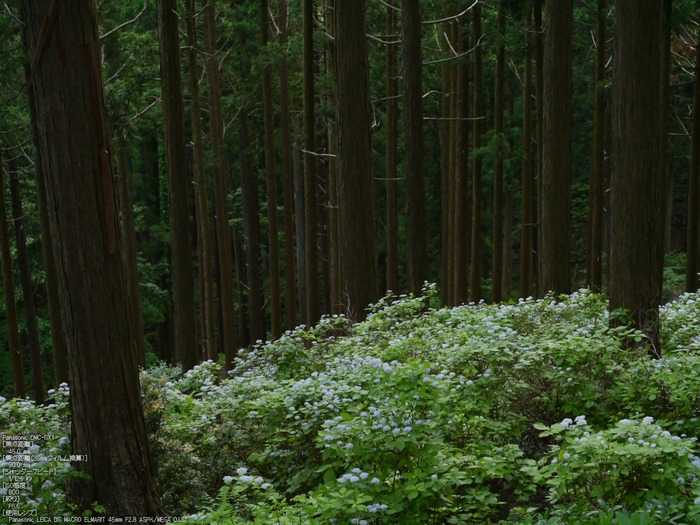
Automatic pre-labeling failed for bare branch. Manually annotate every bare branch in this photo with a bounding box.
[100,0,148,40]
[424,33,484,65]
[375,0,401,11]
[422,0,479,25]
[123,97,162,127]
[301,149,337,158]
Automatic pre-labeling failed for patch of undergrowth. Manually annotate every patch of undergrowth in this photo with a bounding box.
[1,285,700,523]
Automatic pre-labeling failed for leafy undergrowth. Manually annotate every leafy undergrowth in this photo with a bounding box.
[2,285,700,524]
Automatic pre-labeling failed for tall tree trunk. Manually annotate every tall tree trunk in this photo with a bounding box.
[240,123,265,343]
[0,151,25,398]
[686,25,700,292]
[327,0,341,315]
[470,4,484,302]
[114,132,147,368]
[492,11,506,303]
[440,11,453,306]
[261,0,282,339]
[454,20,470,305]
[335,0,378,321]
[157,0,197,370]
[21,0,162,514]
[30,82,68,387]
[9,163,44,404]
[403,0,428,295]
[534,0,544,297]
[520,0,534,299]
[386,0,399,294]
[588,0,606,293]
[659,0,673,295]
[293,143,308,320]
[503,190,514,300]
[205,1,238,362]
[279,0,298,329]
[186,0,217,357]
[303,0,319,327]
[610,0,664,351]
[540,0,573,296]
[449,21,458,305]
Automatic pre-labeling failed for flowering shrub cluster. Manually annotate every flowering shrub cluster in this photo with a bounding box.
[1,286,700,523]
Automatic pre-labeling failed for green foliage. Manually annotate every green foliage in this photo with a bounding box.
[3,290,700,522]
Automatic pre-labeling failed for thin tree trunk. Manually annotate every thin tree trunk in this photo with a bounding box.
[186,0,217,357]
[261,0,282,339]
[30,87,68,387]
[240,123,265,343]
[279,0,298,329]
[293,143,307,320]
[204,1,238,362]
[449,21,458,305]
[327,0,341,314]
[403,0,428,295]
[386,0,399,294]
[686,25,700,292]
[503,190,514,300]
[335,0,378,321]
[659,0,673,295]
[588,0,606,293]
[520,0,534,299]
[9,163,44,404]
[492,11,506,303]
[534,0,544,297]
[540,0,573,296]
[0,151,25,398]
[303,0,319,326]
[157,0,197,370]
[114,132,147,368]
[232,225,248,348]
[454,19,470,305]
[440,11,453,306]
[470,4,483,302]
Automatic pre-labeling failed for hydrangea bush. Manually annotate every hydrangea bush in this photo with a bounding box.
[1,286,700,523]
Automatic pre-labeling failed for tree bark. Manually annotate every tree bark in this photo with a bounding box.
[303,0,319,327]
[279,0,298,329]
[21,0,162,514]
[9,163,44,404]
[492,11,506,303]
[534,0,544,297]
[454,20,470,305]
[470,4,483,303]
[686,24,700,292]
[185,0,217,358]
[114,132,147,368]
[440,11,453,306]
[386,0,399,295]
[520,0,534,299]
[239,123,265,343]
[205,1,239,362]
[326,0,341,315]
[539,0,573,296]
[0,151,25,398]
[403,0,428,295]
[588,0,606,293]
[261,0,282,339]
[293,143,308,322]
[610,0,664,351]
[156,0,197,370]
[335,0,378,321]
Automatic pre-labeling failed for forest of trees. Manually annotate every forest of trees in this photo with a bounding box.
[1,0,700,516]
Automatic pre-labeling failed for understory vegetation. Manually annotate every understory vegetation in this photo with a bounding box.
[2,285,700,524]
